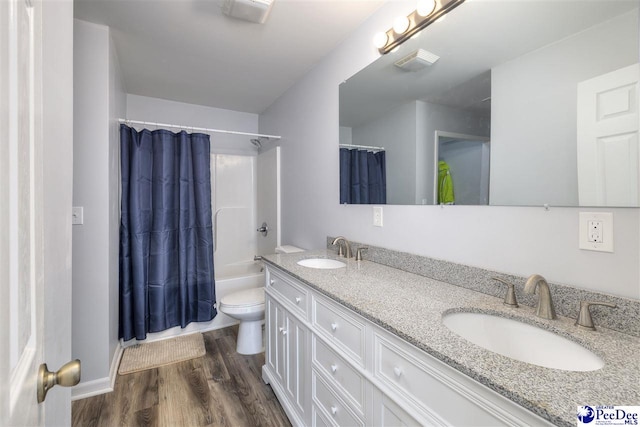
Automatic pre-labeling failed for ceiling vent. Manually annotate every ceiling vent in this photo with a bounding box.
[222,0,274,24]
[394,49,440,71]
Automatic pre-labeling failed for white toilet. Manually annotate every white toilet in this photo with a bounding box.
[219,287,266,355]
[220,246,305,355]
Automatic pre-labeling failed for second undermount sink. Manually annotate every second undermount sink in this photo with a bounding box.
[442,312,603,371]
[297,258,346,269]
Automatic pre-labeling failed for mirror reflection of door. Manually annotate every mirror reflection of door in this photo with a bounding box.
[434,131,490,206]
[577,63,639,207]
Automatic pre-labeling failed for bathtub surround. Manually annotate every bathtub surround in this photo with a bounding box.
[327,237,640,338]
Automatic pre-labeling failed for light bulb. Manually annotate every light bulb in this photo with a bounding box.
[416,0,436,17]
[373,32,388,49]
[393,16,410,34]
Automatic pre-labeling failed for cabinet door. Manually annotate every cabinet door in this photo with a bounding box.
[285,312,308,419]
[266,297,287,386]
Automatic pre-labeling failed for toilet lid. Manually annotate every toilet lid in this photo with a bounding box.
[220,287,265,308]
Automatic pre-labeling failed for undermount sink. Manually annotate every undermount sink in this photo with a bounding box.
[442,312,603,371]
[297,258,346,269]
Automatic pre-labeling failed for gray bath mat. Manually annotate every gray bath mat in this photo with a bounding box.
[118,333,206,375]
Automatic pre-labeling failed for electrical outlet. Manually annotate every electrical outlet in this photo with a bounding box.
[373,206,383,227]
[587,220,603,243]
[579,212,613,252]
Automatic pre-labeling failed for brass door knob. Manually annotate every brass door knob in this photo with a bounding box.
[37,359,81,403]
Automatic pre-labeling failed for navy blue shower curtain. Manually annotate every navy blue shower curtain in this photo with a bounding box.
[339,148,386,204]
[119,124,216,341]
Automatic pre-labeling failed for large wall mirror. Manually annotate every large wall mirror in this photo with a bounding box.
[339,0,639,207]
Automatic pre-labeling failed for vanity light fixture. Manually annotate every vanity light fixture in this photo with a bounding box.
[374,0,466,55]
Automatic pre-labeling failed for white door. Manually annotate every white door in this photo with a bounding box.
[1,0,73,425]
[577,63,640,206]
[256,146,280,255]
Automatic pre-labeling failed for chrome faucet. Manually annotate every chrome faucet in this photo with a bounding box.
[331,236,352,258]
[524,274,556,320]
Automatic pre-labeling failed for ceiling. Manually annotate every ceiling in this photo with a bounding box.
[74,0,385,114]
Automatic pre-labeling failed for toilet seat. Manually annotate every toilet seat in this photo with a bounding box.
[220,287,264,309]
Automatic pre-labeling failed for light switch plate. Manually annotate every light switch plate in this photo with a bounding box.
[579,212,613,252]
[72,206,84,225]
[373,206,383,227]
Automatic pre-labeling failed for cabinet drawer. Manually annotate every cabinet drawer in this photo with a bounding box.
[312,335,366,415]
[268,268,308,318]
[312,370,364,427]
[374,333,513,426]
[312,295,366,366]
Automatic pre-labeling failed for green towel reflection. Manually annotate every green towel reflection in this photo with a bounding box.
[438,160,455,204]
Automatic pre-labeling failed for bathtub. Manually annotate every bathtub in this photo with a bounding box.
[121,260,265,347]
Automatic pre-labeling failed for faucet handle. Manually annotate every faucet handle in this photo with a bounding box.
[575,301,617,331]
[492,277,519,307]
[355,247,368,261]
[336,244,344,257]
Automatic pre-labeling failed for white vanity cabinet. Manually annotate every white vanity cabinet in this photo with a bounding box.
[264,268,310,426]
[263,265,553,427]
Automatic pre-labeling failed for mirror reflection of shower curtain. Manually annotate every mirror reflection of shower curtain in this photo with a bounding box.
[340,148,386,204]
[119,124,217,341]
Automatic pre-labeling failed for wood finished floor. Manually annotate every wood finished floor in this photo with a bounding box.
[72,326,292,427]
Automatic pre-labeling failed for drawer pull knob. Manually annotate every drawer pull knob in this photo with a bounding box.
[331,322,338,331]
[331,364,338,373]
[295,297,301,304]
[282,329,288,335]
[393,366,403,377]
[331,406,338,415]
[270,279,275,285]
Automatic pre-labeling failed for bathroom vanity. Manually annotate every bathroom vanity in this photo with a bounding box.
[261,250,640,427]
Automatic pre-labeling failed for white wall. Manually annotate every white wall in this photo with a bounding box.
[491,10,638,206]
[108,28,126,384]
[126,94,259,156]
[72,19,124,397]
[259,0,640,300]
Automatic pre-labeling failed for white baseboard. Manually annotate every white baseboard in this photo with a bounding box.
[71,341,124,401]
[109,342,124,389]
[71,376,112,401]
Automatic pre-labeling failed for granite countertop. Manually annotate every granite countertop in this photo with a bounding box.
[262,250,640,427]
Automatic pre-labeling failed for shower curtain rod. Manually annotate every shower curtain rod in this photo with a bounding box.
[118,118,282,140]
[340,143,385,151]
